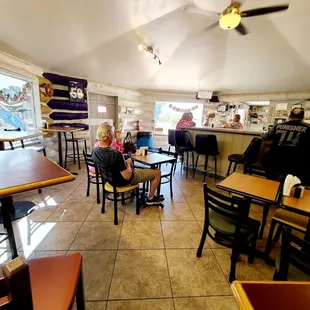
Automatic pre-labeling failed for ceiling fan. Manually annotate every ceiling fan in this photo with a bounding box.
[184,1,289,35]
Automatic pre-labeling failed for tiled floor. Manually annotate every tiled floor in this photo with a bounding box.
[1,164,280,309]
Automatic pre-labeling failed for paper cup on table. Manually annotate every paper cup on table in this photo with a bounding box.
[136,149,141,156]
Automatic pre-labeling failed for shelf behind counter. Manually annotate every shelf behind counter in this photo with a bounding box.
[187,127,264,177]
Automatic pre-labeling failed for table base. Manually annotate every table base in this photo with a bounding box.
[0,201,36,223]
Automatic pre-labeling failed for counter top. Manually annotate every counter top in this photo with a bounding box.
[187,126,263,136]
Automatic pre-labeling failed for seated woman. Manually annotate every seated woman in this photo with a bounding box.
[176,112,196,131]
[223,114,243,130]
[89,128,124,174]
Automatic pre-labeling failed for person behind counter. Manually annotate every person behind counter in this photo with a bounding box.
[223,114,243,129]
[176,112,196,131]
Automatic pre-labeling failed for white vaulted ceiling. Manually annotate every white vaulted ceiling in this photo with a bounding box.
[0,0,309,94]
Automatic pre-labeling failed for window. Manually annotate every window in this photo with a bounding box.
[0,72,36,131]
[154,102,203,134]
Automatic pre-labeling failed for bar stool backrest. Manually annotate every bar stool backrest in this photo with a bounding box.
[242,138,262,164]
[168,129,176,146]
[195,134,219,155]
[175,130,194,149]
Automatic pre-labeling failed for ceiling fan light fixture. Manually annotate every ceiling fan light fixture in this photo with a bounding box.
[219,13,241,30]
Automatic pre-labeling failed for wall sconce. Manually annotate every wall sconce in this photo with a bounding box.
[137,43,162,65]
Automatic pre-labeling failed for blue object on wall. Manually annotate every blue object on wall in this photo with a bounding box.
[137,131,153,149]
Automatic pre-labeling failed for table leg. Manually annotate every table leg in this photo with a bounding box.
[57,131,63,168]
[0,196,18,258]
[0,142,5,151]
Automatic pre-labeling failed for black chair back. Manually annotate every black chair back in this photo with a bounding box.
[203,184,251,244]
[275,225,310,281]
[175,130,194,150]
[148,147,162,153]
[83,151,100,176]
[195,134,219,156]
[168,129,176,146]
[242,138,262,164]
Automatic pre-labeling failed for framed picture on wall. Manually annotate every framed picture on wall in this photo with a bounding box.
[126,107,134,114]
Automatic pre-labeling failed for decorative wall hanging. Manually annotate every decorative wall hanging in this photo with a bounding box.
[0,82,32,106]
[42,73,89,130]
[168,104,199,113]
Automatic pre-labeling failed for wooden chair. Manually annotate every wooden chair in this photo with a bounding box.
[83,151,102,204]
[99,167,140,225]
[265,208,308,262]
[273,225,310,281]
[197,184,260,283]
[0,253,85,309]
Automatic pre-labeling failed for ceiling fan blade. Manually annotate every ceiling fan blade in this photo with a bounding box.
[235,22,248,35]
[241,4,289,17]
[203,22,219,32]
[183,5,219,17]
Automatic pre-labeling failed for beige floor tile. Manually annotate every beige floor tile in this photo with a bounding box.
[72,301,107,310]
[213,249,275,281]
[20,222,82,252]
[188,203,205,221]
[47,201,94,222]
[107,299,174,310]
[29,189,72,205]
[86,201,125,222]
[70,222,121,250]
[166,249,231,297]
[26,203,59,222]
[0,250,12,264]
[124,205,160,221]
[185,191,204,204]
[162,221,206,249]
[159,202,196,221]
[34,250,67,258]
[162,191,186,203]
[119,221,164,249]
[64,188,97,203]
[109,250,171,299]
[174,296,238,310]
[69,251,116,301]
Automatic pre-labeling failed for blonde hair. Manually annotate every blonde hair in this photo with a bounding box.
[96,123,113,141]
[181,112,193,121]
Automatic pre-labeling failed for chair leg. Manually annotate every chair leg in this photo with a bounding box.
[226,161,232,176]
[101,184,106,213]
[193,154,199,179]
[136,188,140,215]
[265,219,278,262]
[168,145,171,153]
[9,142,14,150]
[191,151,195,178]
[214,156,217,181]
[121,193,125,205]
[273,223,283,242]
[72,133,76,164]
[76,141,81,170]
[38,189,42,194]
[64,136,68,169]
[229,244,239,283]
[96,175,100,204]
[43,148,46,157]
[233,162,238,172]
[248,230,258,264]
[84,140,87,152]
[86,178,90,197]
[259,204,270,239]
[76,269,85,310]
[204,155,209,183]
[113,191,118,225]
[186,151,189,179]
[169,175,174,198]
[196,222,208,258]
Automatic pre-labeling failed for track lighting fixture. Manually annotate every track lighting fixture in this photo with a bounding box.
[137,42,162,65]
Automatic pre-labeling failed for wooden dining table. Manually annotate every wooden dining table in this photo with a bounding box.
[231,280,310,310]
[0,149,75,258]
[0,131,42,151]
[281,189,310,241]
[42,126,84,168]
[131,153,177,199]
[217,172,281,238]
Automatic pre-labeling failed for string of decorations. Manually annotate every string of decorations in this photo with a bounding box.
[168,104,199,113]
[0,82,32,106]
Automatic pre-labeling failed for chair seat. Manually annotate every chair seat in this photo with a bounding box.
[89,171,99,177]
[104,182,139,193]
[209,210,260,236]
[274,208,308,232]
[228,154,243,163]
[276,251,310,281]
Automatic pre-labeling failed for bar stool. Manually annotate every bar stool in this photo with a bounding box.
[193,134,219,182]
[226,138,262,176]
[64,132,87,169]
[167,129,176,152]
[175,130,195,179]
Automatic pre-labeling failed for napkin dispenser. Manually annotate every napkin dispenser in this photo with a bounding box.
[290,185,305,198]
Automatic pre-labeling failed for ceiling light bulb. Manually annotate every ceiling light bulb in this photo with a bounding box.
[219,13,241,30]
[145,51,150,57]
[138,44,143,51]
